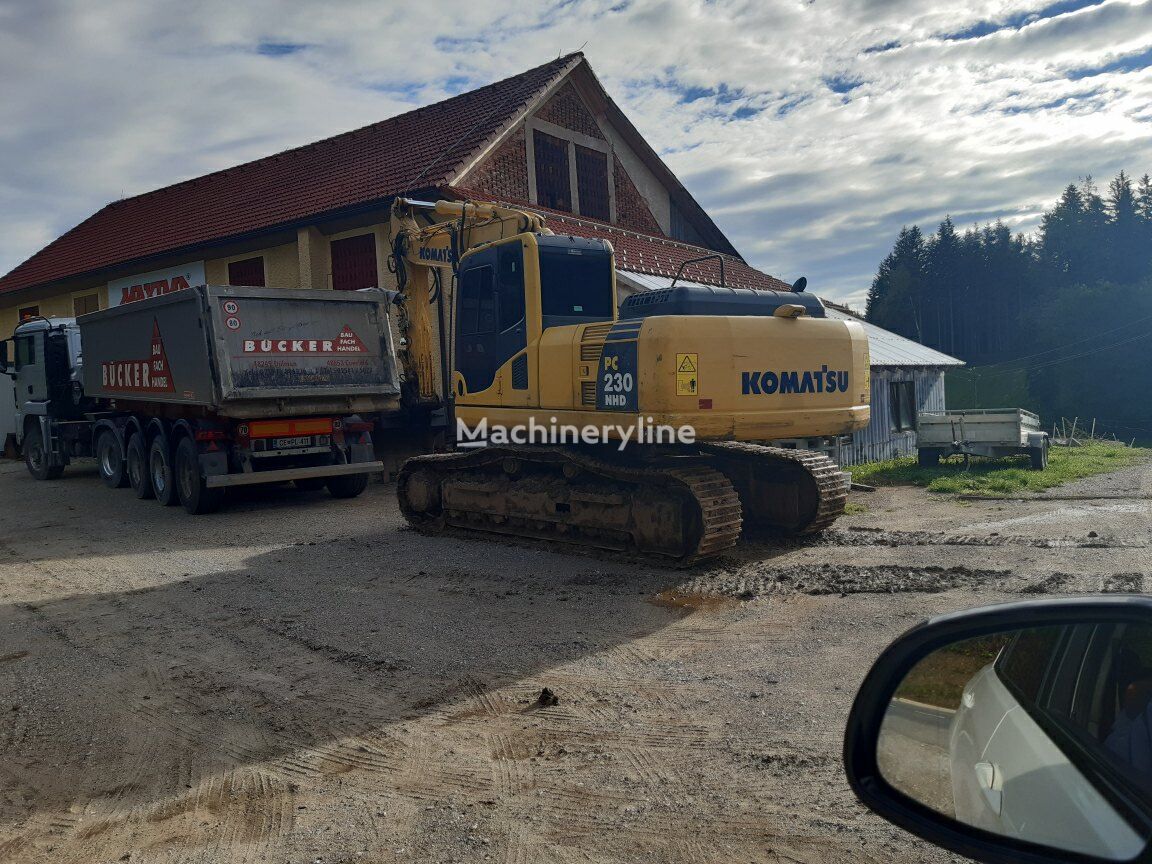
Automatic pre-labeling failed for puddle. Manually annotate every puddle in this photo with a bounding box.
[649,590,741,612]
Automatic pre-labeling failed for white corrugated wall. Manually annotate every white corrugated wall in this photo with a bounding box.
[838,368,947,467]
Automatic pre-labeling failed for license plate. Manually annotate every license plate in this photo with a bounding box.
[273,436,312,449]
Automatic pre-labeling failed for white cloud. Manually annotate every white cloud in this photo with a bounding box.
[0,0,1150,307]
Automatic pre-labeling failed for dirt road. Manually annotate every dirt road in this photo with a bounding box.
[0,456,1147,863]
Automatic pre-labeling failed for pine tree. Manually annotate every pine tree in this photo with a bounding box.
[866,226,926,341]
[1106,170,1142,284]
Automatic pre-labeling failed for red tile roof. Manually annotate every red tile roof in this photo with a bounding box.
[0,54,582,296]
[444,185,792,293]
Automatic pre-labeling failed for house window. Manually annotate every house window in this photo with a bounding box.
[73,293,100,316]
[330,234,378,291]
[533,130,571,212]
[670,201,706,245]
[18,306,39,321]
[228,256,266,287]
[575,145,610,221]
[889,380,918,432]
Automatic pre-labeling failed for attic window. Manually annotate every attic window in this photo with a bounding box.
[575,146,609,221]
[533,130,571,212]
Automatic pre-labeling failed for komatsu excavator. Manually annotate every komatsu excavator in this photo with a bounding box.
[388,198,870,564]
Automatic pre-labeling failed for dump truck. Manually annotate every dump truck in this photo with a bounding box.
[0,285,399,513]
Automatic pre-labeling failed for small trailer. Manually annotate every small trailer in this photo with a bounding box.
[916,408,1050,470]
[0,285,401,513]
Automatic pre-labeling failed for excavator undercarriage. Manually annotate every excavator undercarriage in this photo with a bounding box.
[397,442,847,565]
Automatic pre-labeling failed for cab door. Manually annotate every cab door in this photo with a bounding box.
[454,240,527,404]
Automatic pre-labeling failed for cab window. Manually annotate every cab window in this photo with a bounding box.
[538,246,613,329]
[459,265,496,336]
[14,335,36,369]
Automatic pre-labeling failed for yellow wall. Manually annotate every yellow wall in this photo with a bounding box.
[0,217,400,340]
[206,241,299,288]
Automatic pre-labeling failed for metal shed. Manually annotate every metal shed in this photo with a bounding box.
[822,305,964,466]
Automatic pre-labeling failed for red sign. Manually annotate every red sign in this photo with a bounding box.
[241,325,368,355]
[101,320,176,393]
[119,275,190,306]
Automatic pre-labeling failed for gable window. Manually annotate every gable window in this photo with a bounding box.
[330,234,378,291]
[533,130,571,212]
[575,146,610,221]
[18,306,39,322]
[228,256,266,287]
[73,293,100,316]
[889,380,918,432]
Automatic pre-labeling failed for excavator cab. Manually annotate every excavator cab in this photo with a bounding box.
[453,234,615,402]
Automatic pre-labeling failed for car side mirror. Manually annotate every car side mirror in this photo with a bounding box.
[844,597,1152,864]
[0,339,9,375]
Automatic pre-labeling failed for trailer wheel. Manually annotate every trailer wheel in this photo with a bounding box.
[96,429,128,488]
[127,434,153,499]
[149,437,179,506]
[175,437,225,515]
[326,472,370,499]
[24,423,64,481]
[1030,442,1049,471]
[917,448,942,468]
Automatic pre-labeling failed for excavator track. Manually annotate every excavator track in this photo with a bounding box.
[700,442,848,536]
[397,446,743,566]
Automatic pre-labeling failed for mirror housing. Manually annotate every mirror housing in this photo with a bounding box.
[0,338,9,375]
[844,596,1152,864]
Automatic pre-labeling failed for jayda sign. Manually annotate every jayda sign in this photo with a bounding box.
[107,262,205,307]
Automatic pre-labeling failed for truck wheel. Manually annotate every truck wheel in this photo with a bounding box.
[175,437,225,515]
[24,424,64,481]
[149,437,179,506]
[127,434,154,499]
[918,448,941,468]
[96,429,128,488]
[326,472,370,499]
[1030,443,1049,471]
[294,477,328,491]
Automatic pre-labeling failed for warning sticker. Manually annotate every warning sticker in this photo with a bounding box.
[675,353,698,396]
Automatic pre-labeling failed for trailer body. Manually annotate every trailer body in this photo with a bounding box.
[2,286,402,513]
[916,408,1050,469]
[81,285,399,417]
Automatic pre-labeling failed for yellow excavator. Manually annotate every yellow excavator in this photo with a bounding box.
[387,198,870,564]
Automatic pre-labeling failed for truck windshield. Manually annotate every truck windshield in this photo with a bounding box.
[538,246,614,330]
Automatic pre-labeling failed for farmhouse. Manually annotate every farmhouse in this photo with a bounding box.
[0,53,789,336]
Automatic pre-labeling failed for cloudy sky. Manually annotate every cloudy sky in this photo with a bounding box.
[1,0,1150,307]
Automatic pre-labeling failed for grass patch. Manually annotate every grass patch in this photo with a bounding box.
[895,635,1011,709]
[852,441,1150,497]
[843,502,869,515]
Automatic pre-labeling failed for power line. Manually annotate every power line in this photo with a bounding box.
[975,311,1152,372]
[972,329,1152,379]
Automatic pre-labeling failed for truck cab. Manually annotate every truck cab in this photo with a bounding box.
[0,318,86,477]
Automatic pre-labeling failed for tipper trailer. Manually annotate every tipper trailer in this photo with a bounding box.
[0,285,400,513]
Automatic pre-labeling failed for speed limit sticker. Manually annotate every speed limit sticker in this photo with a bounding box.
[223,300,240,315]
[226,316,242,331]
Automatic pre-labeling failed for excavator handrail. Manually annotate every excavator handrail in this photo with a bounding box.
[669,254,726,290]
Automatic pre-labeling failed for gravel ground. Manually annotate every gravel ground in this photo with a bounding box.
[0,455,1147,863]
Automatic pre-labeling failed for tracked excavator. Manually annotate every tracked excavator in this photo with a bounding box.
[388,198,870,564]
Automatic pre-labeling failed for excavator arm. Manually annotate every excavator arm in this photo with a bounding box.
[387,198,550,401]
